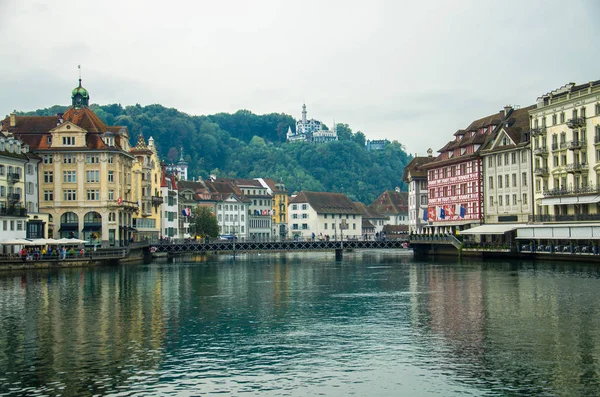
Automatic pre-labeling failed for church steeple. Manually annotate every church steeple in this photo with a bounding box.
[71,65,89,109]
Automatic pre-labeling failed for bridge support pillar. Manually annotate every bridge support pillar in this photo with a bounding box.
[335,249,343,261]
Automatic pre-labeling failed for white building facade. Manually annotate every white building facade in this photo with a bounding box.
[481,106,534,224]
[288,191,362,239]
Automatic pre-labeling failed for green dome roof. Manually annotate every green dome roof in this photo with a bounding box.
[72,84,89,98]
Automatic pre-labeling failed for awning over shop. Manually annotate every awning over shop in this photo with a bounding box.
[517,224,600,240]
[82,225,102,232]
[58,224,78,232]
[540,195,600,205]
[460,224,521,235]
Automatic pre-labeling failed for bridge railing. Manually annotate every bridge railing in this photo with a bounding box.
[409,234,461,249]
[151,239,408,254]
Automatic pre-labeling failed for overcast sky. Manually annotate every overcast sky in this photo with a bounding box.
[1,0,598,156]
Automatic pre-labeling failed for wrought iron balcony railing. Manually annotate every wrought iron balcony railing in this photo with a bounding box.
[543,185,600,197]
[568,140,586,150]
[567,117,586,129]
[565,162,588,173]
[530,214,600,223]
[7,173,19,183]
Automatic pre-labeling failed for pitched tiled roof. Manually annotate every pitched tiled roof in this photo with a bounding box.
[425,107,526,169]
[402,156,436,181]
[465,112,502,132]
[0,116,61,134]
[362,219,376,229]
[62,107,108,133]
[382,224,409,234]
[481,105,535,152]
[2,109,130,152]
[260,178,288,194]
[369,190,408,215]
[353,202,387,219]
[290,191,360,214]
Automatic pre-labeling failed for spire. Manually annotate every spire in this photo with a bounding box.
[302,103,307,123]
[133,133,148,151]
[71,65,89,109]
[177,147,188,165]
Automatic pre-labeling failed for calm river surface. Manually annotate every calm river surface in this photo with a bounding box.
[1,251,600,396]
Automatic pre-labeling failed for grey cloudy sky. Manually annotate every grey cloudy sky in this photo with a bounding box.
[1,0,598,155]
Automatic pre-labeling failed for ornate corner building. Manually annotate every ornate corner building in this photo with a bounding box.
[1,80,137,247]
[530,81,600,222]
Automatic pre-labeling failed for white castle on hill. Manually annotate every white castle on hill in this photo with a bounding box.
[286,104,338,144]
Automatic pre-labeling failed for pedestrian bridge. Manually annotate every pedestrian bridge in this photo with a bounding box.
[151,239,408,259]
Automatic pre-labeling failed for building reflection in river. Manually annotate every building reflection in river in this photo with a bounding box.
[1,254,600,396]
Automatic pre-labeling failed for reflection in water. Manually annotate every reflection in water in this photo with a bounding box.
[0,252,600,396]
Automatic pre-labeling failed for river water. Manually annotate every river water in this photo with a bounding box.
[1,251,600,397]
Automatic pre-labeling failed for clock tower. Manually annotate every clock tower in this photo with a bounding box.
[71,78,89,109]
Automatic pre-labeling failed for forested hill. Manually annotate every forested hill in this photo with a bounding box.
[21,103,411,203]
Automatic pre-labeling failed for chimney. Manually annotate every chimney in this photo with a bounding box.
[10,112,16,127]
[427,148,433,157]
[504,105,513,117]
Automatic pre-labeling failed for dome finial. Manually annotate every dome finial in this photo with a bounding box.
[71,65,89,109]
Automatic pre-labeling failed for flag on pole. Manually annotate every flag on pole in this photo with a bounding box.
[422,209,428,221]
[428,207,436,221]
[459,204,466,218]
[438,206,445,219]
[445,204,455,218]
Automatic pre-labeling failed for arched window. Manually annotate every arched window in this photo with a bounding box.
[61,212,78,224]
[84,211,102,223]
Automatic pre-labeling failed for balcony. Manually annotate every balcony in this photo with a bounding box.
[559,141,568,149]
[594,136,600,146]
[112,199,139,212]
[568,140,586,150]
[567,117,586,129]
[534,166,549,176]
[7,193,20,202]
[551,143,559,151]
[0,206,27,217]
[543,185,599,197]
[7,173,19,184]
[531,126,546,137]
[151,196,163,206]
[565,162,588,173]
[530,214,600,223]
[533,146,548,156]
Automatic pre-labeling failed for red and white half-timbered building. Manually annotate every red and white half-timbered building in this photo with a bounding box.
[423,108,516,234]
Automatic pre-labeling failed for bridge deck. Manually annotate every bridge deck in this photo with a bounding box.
[152,240,408,254]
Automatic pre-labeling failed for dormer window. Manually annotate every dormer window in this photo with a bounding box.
[47,136,52,145]
[502,137,508,146]
[63,136,75,146]
[104,136,115,146]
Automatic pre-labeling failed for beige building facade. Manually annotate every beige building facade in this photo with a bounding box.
[530,81,600,222]
[2,80,138,247]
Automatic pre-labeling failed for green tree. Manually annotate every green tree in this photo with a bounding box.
[189,206,219,238]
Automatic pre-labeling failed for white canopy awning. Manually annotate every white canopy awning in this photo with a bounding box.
[516,224,600,240]
[541,195,600,205]
[460,224,521,235]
